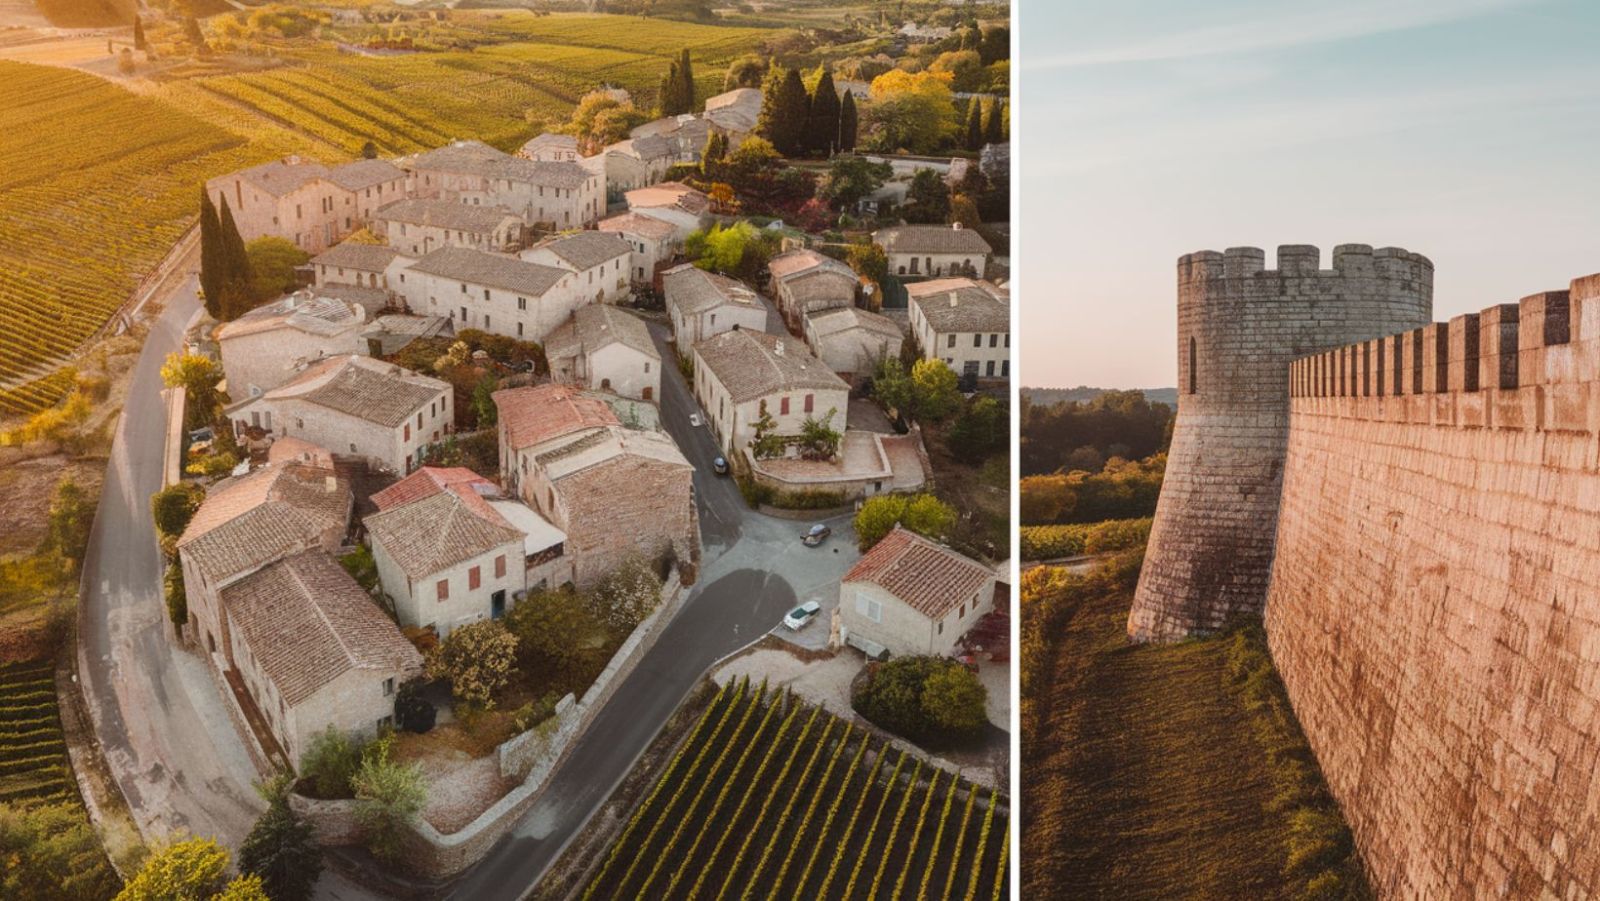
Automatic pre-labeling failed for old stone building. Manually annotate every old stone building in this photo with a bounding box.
[543,304,661,401]
[663,264,769,348]
[206,156,408,255]
[874,224,992,280]
[395,246,582,342]
[906,278,1010,382]
[216,292,368,399]
[768,249,859,334]
[839,526,996,658]
[519,231,634,305]
[597,212,682,287]
[405,140,603,229]
[372,198,524,257]
[804,305,904,384]
[692,328,850,456]
[310,242,410,295]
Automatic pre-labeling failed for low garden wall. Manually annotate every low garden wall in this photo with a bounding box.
[290,571,691,878]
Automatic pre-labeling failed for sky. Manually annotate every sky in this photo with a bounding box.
[1017,0,1600,389]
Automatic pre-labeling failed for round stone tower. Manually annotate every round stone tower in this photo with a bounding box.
[1126,244,1434,642]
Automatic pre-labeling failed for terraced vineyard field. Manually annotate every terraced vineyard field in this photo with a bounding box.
[0,660,72,806]
[583,679,1011,899]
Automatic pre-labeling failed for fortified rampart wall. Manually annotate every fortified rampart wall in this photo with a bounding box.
[1266,272,1600,897]
[1127,244,1433,641]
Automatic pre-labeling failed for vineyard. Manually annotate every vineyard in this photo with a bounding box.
[583,679,1010,899]
[0,660,71,806]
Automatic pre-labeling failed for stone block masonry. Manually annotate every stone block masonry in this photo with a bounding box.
[1267,271,1600,896]
[1127,244,1434,642]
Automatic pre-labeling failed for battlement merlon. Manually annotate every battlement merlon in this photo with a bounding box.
[1290,271,1600,400]
[1178,244,1435,288]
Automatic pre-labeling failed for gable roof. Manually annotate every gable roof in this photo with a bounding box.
[545,304,659,362]
[907,278,1010,333]
[406,246,568,297]
[519,133,578,158]
[223,551,421,706]
[374,198,520,234]
[693,327,848,403]
[597,211,678,242]
[530,231,633,271]
[216,292,364,342]
[537,424,691,483]
[365,472,523,579]
[178,462,350,583]
[875,224,992,256]
[807,305,903,341]
[626,182,710,216]
[221,158,329,198]
[409,140,593,189]
[264,355,447,429]
[702,87,763,133]
[662,265,762,317]
[493,384,619,450]
[769,248,856,283]
[326,158,406,192]
[312,242,403,273]
[843,526,993,619]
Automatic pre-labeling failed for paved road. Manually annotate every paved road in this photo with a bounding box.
[78,278,264,848]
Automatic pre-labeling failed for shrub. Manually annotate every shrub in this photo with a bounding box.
[768,488,848,510]
[589,556,663,635]
[351,735,427,865]
[298,727,362,799]
[505,587,609,673]
[164,561,187,628]
[339,545,379,593]
[394,681,436,734]
[238,777,322,901]
[1018,517,1152,561]
[427,619,518,708]
[851,656,987,747]
[0,801,120,901]
[116,837,259,900]
[150,483,205,540]
[853,493,957,551]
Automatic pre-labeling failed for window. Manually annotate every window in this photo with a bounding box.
[404,424,411,441]
[436,579,449,601]
[469,567,481,590]
[986,361,995,377]
[947,334,956,349]
[938,621,944,635]
[383,678,395,696]
[959,603,966,618]
[461,283,468,294]
[973,334,982,348]
[989,334,998,348]
[1002,360,1010,377]
[857,596,882,623]
[518,297,527,311]
[804,394,814,413]
[495,555,506,578]
[417,412,423,429]
[1188,336,1198,394]
[484,288,491,300]
[645,361,651,373]
[517,322,524,337]
[780,396,790,415]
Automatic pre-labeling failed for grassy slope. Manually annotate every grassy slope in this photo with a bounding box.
[1021,558,1365,900]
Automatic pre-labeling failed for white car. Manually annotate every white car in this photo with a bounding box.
[689,412,703,427]
[783,600,822,631]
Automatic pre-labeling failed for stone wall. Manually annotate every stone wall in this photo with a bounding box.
[1265,272,1600,896]
[1128,244,1433,641]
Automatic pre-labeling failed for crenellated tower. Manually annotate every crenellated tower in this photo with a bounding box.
[1126,244,1434,642]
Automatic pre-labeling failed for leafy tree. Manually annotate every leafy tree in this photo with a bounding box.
[911,358,961,421]
[238,777,322,901]
[964,99,983,151]
[929,50,983,93]
[1019,389,1173,476]
[851,656,988,746]
[862,70,957,154]
[46,478,95,572]
[947,395,1006,464]
[676,49,695,111]
[0,801,120,901]
[978,24,1010,64]
[690,221,770,281]
[589,556,663,634]
[506,587,610,671]
[151,483,205,538]
[806,68,841,155]
[701,130,728,177]
[658,49,695,115]
[566,91,649,155]
[471,373,499,427]
[819,156,892,211]
[213,876,270,901]
[199,187,224,319]
[361,140,378,159]
[246,237,308,300]
[161,351,223,419]
[838,90,858,152]
[920,661,988,734]
[115,836,232,900]
[723,53,766,90]
[983,98,1006,144]
[427,619,518,708]
[847,242,888,284]
[757,67,809,156]
[901,169,952,224]
[853,492,957,550]
[299,727,363,799]
[344,227,384,245]
[351,736,427,865]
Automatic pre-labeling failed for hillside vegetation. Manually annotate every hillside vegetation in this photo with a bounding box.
[31,0,133,27]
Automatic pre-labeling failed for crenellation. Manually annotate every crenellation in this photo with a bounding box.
[1449,313,1481,393]
[1276,243,1320,274]
[1222,246,1265,278]
[1479,303,1520,390]
[1332,243,1375,273]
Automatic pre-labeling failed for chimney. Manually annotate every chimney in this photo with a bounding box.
[948,294,958,308]
[774,340,785,356]
[952,221,963,230]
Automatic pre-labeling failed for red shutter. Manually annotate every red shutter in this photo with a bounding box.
[804,393,814,413]
[780,396,790,415]
[469,567,481,590]
[495,555,506,578]
[436,579,449,601]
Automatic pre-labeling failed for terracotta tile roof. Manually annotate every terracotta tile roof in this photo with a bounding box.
[693,328,848,403]
[178,462,351,583]
[531,231,633,271]
[370,466,491,511]
[597,211,677,243]
[374,198,520,234]
[875,224,992,256]
[406,246,568,297]
[223,551,422,706]
[545,305,659,362]
[365,481,521,579]
[906,278,1009,334]
[493,384,619,450]
[769,248,856,283]
[843,526,993,619]
[266,355,447,429]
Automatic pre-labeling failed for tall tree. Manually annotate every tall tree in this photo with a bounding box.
[677,48,695,112]
[964,99,983,151]
[217,197,256,320]
[701,130,727,177]
[984,98,1005,144]
[806,69,841,156]
[238,779,323,901]
[198,186,224,319]
[723,53,765,90]
[838,89,859,152]
[133,15,146,50]
[757,67,809,157]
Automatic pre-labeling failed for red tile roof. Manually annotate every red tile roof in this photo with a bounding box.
[844,526,993,619]
[493,384,619,450]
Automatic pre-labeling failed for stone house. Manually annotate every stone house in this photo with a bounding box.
[517,133,581,163]
[176,463,419,765]
[600,134,679,193]
[228,355,452,475]
[405,140,603,229]
[803,306,904,384]
[520,231,634,305]
[372,198,524,257]
[664,264,769,348]
[839,526,996,658]
[310,242,410,294]
[692,328,850,455]
[625,182,712,238]
[768,249,859,333]
[906,278,1011,382]
[494,385,695,587]
[216,291,368,399]
[207,156,408,256]
[544,304,661,401]
[395,246,582,342]
[366,467,557,637]
[597,212,682,286]
[874,224,992,279]
[701,88,763,143]
[629,115,709,166]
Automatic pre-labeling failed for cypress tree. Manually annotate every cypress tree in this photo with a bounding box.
[761,67,809,157]
[964,99,983,151]
[984,99,1005,145]
[806,69,841,156]
[238,791,323,901]
[217,197,255,320]
[677,49,695,113]
[657,69,675,116]
[198,186,223,319]
[133,15,146,51]
[838,90,858,153]
[701,130,726,177]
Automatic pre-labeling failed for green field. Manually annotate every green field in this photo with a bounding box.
[0,12,770,418]
[584,679,1010,899]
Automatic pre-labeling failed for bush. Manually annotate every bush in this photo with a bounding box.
[852,656,987,747]
[298,727,362,799]
[426,619,518,709]
[394,681,435,734]
[589,556,663,635]
[853,493,957,551]
[767,488,848,510]
[150,482,205,540]
[351,735,427,865]
[238,777,322,901]
[505,587,609,673]
[164,561,187,628]
[1018,517,1152,561]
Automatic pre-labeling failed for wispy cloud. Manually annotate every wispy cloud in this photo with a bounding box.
[1025,0,1538,69]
